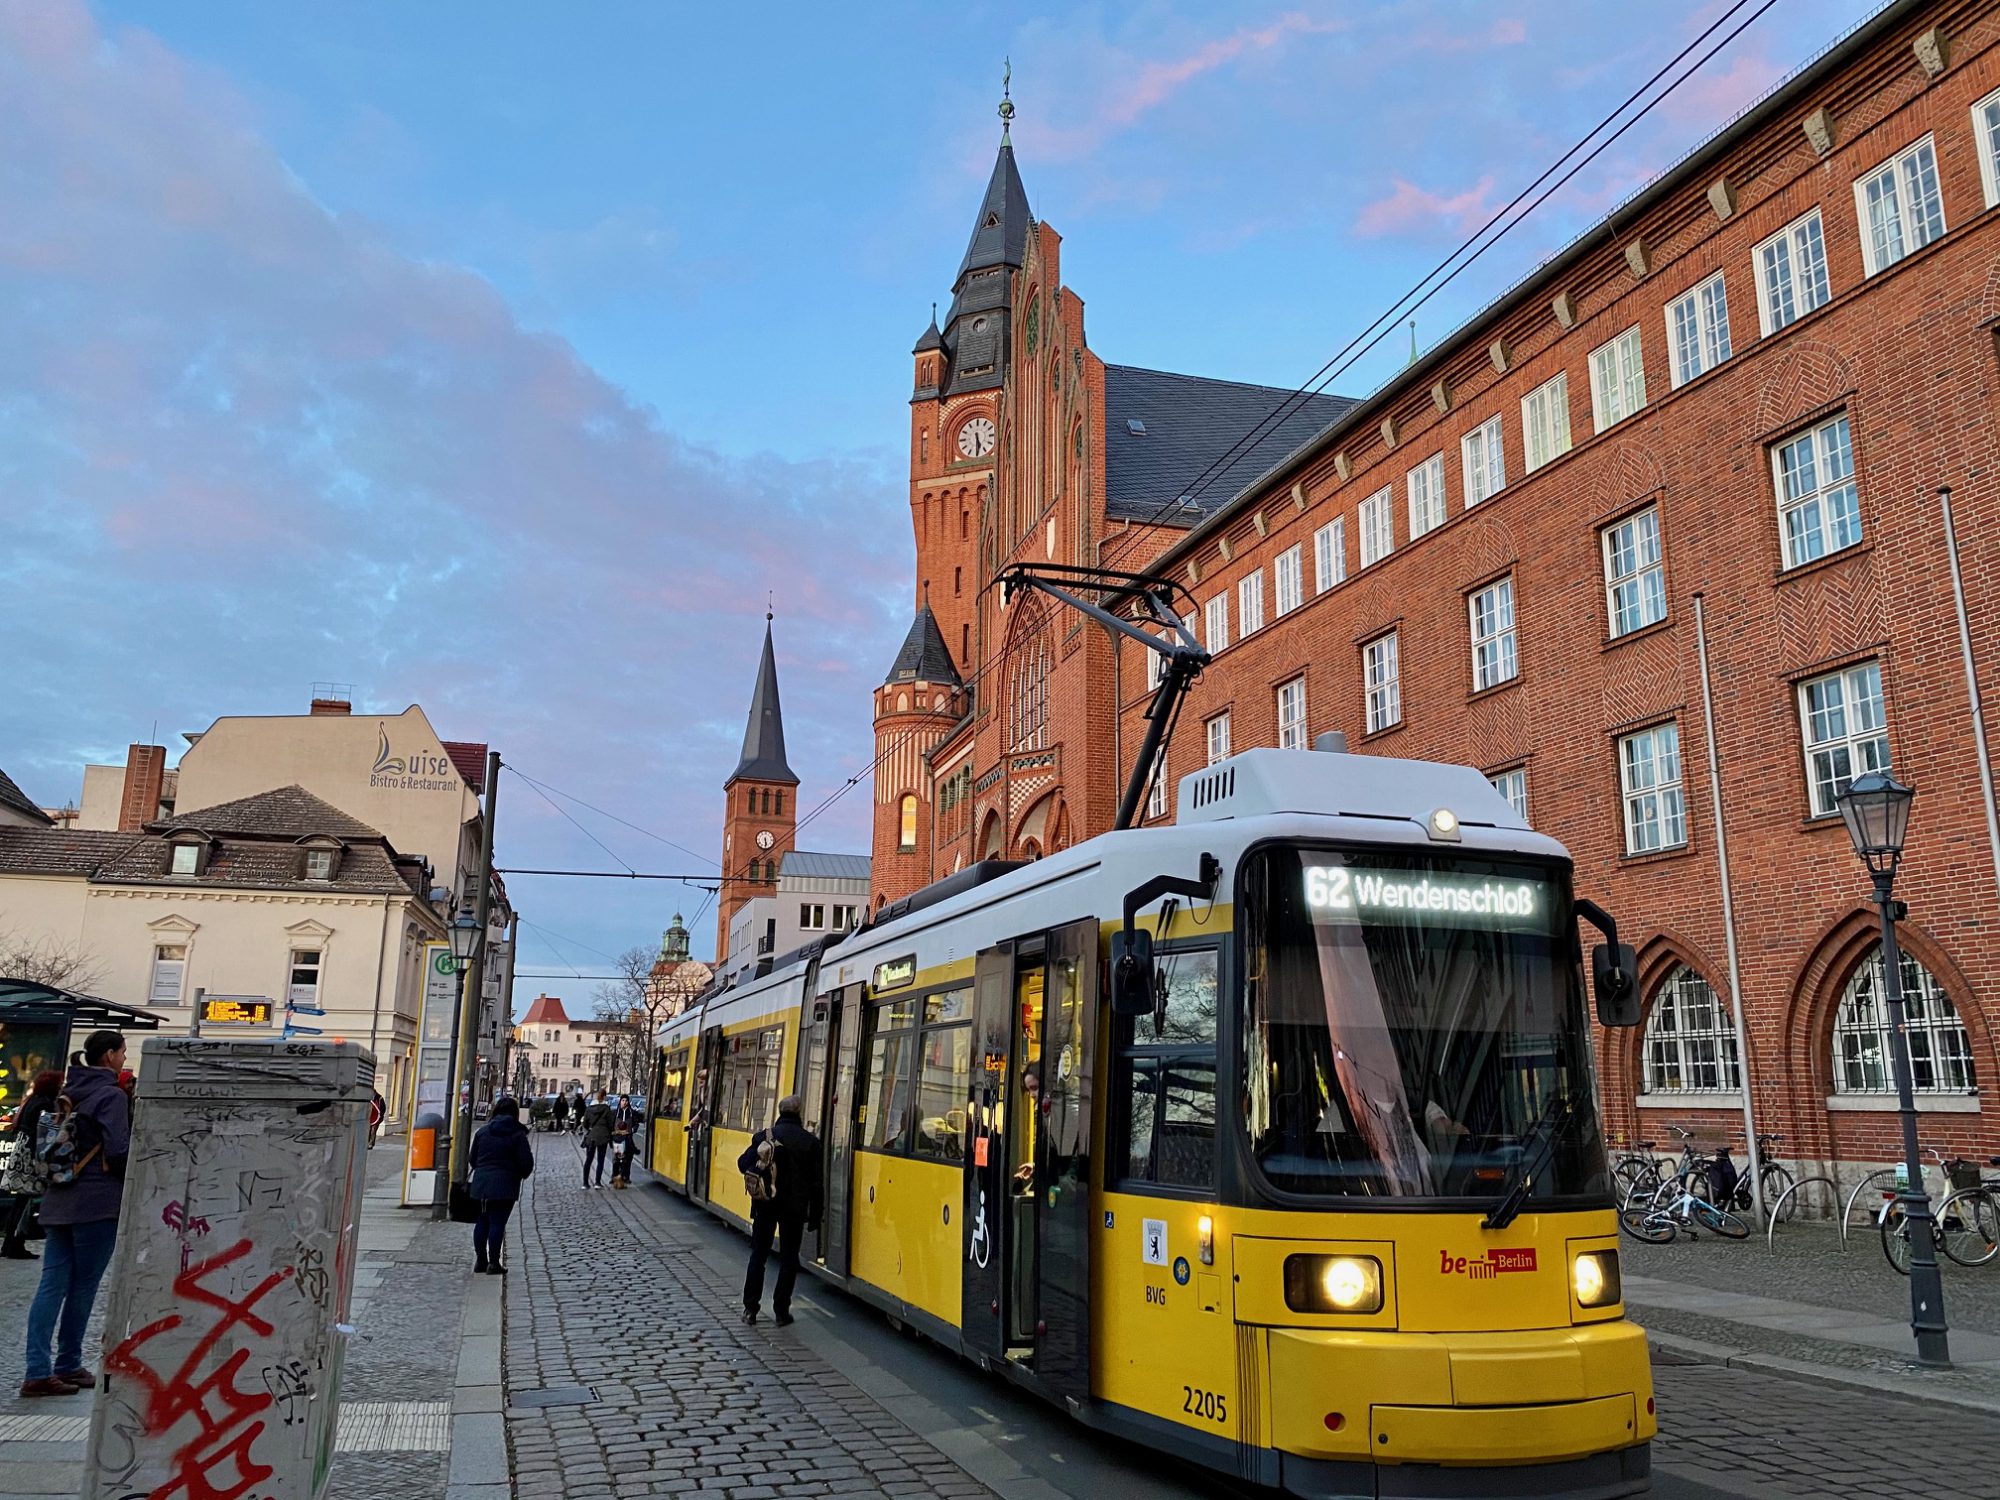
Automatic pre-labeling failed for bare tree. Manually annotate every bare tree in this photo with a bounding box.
[0,929,106,993]
[593,946,655,1101]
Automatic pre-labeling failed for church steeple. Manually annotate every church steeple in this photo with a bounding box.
[936,71,1032,400]
[726,617,799,787]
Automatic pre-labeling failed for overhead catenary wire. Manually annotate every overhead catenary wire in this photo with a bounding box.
[506,766,719,869]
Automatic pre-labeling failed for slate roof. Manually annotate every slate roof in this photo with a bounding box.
[955,140,1031,283]
[1102,365,1356,526]
[92,837,416,894]
[0,828,141,877]
[780,850,871,882]
[882,604,961,688]
[912,316,944,355]
[727,623,799,786]
[156,785,383,841]
[0,768,52,826]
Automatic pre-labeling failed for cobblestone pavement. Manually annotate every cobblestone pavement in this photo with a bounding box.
[0,1139,463,1500]
[504,1135,999,1500]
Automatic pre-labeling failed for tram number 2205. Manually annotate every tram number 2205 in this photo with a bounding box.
[1182,1386,1228,1424]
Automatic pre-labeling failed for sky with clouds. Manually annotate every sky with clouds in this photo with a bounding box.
[1,0,1882,1006]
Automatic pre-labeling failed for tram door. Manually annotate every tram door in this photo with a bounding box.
[815,984,863,1278]
[685,1024,725,1203]
[962,921,1097,1402]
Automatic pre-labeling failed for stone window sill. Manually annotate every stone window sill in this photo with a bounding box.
[1635,1093,1745,1110]
[1825,1094,1981,1114]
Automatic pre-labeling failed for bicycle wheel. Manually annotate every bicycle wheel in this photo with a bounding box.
[1939,1188,2000,1268]
[1880,1202,1914,1275]
[1761,1164,1798,1221]
[1693,1202,1750,1239]
[1620,1202,1676,1244]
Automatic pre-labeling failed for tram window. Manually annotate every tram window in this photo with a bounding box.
[924,987,972,1025]
[748,1026,785,1128]
[912,1023,972,1162]
[1153,948,1220,1046]
[660,1050,689,1120]
[1124,1058,1218,1188]
[863,1031,916,1151]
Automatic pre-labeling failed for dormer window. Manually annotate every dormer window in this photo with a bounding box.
[305,848,336,881]
[167,838,209,876]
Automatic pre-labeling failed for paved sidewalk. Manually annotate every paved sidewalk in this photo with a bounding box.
[1624,1221,2000,1409]
[503,1135,998,1500]
[0,1143,486,1500]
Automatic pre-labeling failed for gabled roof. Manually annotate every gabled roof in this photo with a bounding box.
[726,622,799,787]
[155,785,383,842]
[882,604,961,688]
[1102,365,1356,526]
[442,742,488,793]
[955,140,1031,284]
[0,767,52,826]
[520,994,571,1026]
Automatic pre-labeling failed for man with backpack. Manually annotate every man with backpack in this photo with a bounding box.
[737,1094,821,1327]
[20,1030,130,1398]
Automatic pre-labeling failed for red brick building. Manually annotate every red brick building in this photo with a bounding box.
[877,0,2000,1178]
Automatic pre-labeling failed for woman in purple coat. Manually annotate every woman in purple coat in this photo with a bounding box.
[19,1030,129,1398]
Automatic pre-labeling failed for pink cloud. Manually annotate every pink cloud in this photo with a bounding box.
[1657,47,1784,129]
[1354,174,1500,238]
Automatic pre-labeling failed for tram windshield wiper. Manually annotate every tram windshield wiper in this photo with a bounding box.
[1482,1093,1573,1231]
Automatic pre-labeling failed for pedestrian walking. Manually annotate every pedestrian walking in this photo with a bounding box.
[20,1030,130,1398]
[367,1089,386,1149]
[550,1092,568,1135]
[580,1088,613,1188]
[466,1097,534,1274]
[739,1093,821,1327]
[610,1094,641,1189]
[1,1071,61,1260]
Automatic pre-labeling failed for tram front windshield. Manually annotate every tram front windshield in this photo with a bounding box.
[1241,845,1607,1204]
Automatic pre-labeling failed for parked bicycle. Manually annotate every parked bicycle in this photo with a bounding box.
[1619,1162,1752,1243]
[1879,1150,2000,1272]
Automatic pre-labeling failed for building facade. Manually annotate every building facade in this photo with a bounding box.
[880,0,2000,1179]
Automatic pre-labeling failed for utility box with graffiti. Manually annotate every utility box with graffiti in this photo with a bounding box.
[83,1036,375,1500]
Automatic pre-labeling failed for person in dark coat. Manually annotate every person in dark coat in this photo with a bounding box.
[738,1094,822,1327]
[466,1097,534,1274]
[21,1031,129,1397]
[1,1071,61,1260]
[580,1089,614,1188]
[549,1092,568,1134]
[609,1095,642,1189]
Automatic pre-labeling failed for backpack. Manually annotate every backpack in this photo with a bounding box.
[35,1094,103,1188]
[2,1105,51,1197]
[743,1126,780,1204]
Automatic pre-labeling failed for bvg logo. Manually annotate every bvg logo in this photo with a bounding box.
[1441,1247,1537,1281]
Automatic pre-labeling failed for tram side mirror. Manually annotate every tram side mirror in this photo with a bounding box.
[1593,943,1639,1027]
[1111,929,1156,1017]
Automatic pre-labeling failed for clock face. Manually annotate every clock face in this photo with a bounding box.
[957,416,996,459]
[755,830,775,851]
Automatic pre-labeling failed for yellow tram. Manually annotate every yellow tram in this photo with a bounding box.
[651,745,1655,1498]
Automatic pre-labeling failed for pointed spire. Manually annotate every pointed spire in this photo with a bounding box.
[913,304,944,354]
[726,619,800,786]
[955,130,1031,284]
[882,603,963,689]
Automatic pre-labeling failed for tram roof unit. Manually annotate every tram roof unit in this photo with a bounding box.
[659,745,1571,1049]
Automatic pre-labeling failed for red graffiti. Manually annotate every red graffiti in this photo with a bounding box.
[161,1201,212,1238]
[105,1238,294,1500]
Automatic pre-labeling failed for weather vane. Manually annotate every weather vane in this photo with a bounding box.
[767,590,774,624]
[999,58,1015,140]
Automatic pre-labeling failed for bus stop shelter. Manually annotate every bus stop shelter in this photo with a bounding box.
[0,980,166,1172]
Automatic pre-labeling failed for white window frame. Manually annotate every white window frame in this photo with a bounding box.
[1363,632,1401,733]
[1752,209,1831,336]
[1521,373,1571,474]
[1854,134,1945,277]
[1238,572,1265,635]
[1205,712,1232,765]
[1602,505,1667,638]
[287,947,324,1010]
[1588,327,1647,432]
[1204,594,1229,654]
[1771,413,1861,569]
[799,903,826,931]
[1487,767,1527,822]
[170,843,199,875]
[1276,677,1307,750]
[1468,577,1517,691]
[1798,660,1889,818]
[1460,416,1505,506]
[1359,487,1394,567]
[1146,641,1165,691]
[149,944,188,1008]
[1642,966,1743,1094]
[1975,88,2000,210]
[1147,763,1170,819]
[1666,273,1732,388]
[1834,948,1975,1095]
[1273,545,1303,617]
[304,847,336,881]
[1406,453,1446,539]
[1618,722,1686,855]
[1313,517,1346,593]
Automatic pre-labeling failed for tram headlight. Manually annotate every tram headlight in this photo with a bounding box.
[1572,1249,1621,1309]
[1283,1253,1383,1314]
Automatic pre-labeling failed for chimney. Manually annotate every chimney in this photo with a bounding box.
[309,697,351,715]
[118,744,167,832]
[309,681,353,715]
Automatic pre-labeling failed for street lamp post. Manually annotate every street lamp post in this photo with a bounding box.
[1836,770,1950,1368]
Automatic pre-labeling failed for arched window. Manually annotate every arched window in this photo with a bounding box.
[1011,637,1050,750]
[1833,946,1975,1095]
[1641,966,1740,1093]
[898,794,918,851]
[774,790,783,815]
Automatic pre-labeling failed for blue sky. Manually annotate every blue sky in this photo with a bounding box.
[0,0,1881,1007]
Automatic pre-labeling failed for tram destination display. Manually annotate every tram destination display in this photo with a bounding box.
[1301,864,1550,928]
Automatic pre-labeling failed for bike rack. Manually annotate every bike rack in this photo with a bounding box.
[1765,1175,1837,1253]
[1839,1168,1900,1248]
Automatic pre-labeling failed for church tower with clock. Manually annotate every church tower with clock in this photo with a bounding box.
[718,615,798,958]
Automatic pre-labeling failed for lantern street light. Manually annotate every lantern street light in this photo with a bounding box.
[448,906,481,973]
[1835,770,1949,1368]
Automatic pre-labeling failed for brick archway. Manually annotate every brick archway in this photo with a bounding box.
[1601,927,1733,1145]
